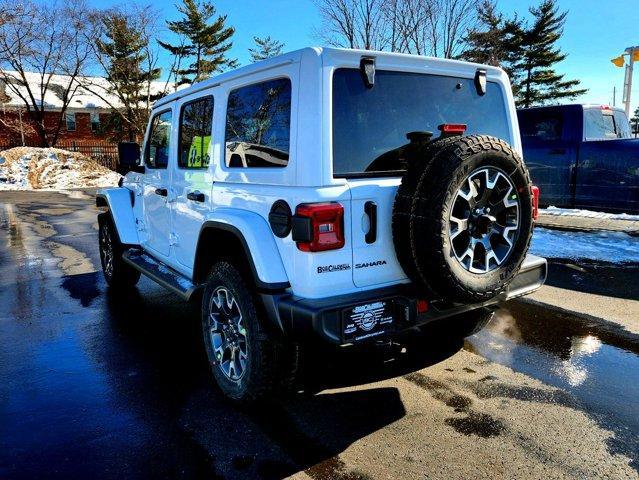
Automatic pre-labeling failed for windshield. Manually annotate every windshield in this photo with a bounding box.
[332,69,512,177]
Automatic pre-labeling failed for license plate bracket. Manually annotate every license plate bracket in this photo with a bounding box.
[342,300,396,342]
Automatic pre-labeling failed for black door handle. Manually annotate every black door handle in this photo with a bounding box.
[187,191,205,202]
[365,201,377,244]
[154,188,167,197]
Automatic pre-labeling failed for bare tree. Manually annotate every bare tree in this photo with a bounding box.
[315,0,388,50]
[316,0,476,58]
[0,0,97,146]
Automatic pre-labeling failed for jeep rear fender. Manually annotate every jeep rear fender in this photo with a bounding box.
[196,209,290,290]
[95,188,139,246]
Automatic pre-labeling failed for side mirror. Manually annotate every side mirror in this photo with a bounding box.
[117,142,144,175]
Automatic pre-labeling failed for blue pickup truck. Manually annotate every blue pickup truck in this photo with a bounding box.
[517,104,639,213]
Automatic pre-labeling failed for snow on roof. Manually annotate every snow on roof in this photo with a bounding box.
[0,70,174,111]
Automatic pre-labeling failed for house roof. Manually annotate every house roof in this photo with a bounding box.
[0,70,174,111]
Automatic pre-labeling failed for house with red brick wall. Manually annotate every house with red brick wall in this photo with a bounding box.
[0,71,171,147]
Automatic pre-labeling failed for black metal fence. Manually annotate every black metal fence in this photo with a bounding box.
[0,140,119,171]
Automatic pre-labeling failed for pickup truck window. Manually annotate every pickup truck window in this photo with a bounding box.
[332,69,511,177]
[179,96,214,169]
[225,78,291,168]
[519,111,563,141]
[584,108,632,141]
[145,110,172,169]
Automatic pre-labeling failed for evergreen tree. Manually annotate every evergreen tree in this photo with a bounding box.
[631,107,639,137]
[512,0,587,107]
[462,1,507,67]
[95,9,161,141]
[461,1,522,79]
[159,0,237,85]
[249,36,284,62]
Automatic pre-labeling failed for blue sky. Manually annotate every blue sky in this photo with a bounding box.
[93,0,639,114]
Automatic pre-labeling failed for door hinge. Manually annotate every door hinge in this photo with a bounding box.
[136,218,146,232]
[169,232,179,246]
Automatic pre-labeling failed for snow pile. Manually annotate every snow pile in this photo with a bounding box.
[542,206,639,222]
[530,227,639,263]
[0,147,121,190]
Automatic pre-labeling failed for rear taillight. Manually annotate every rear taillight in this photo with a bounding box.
[293,203,345,252]
[531,185,540,220]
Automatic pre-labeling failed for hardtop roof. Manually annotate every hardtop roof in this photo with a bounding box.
[153,46,506,109]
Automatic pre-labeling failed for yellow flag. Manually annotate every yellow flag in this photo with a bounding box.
[611,55,625,67]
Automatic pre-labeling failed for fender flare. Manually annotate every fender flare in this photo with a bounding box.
[196,210,290,291]
[95,188,139,246]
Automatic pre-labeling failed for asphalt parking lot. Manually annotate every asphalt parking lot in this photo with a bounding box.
[1,190,638,479]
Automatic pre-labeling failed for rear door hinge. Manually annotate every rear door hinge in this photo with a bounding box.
[169,232,179,246]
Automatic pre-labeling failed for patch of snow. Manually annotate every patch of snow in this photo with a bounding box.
[530,227,639,263]
[542,206,639,222]
[0,147,120,191]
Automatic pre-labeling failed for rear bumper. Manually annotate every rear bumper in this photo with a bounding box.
[262,254,547,345]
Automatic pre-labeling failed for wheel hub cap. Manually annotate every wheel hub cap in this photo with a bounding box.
[208,287,247,381]
[449,167,520,273]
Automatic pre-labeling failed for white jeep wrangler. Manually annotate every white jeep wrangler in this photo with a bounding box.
[97,47,546,402]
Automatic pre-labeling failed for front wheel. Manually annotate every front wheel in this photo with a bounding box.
[98,212,141,288]
[201,261,293,403]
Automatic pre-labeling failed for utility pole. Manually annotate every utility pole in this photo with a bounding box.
[613,86,616,106]
[612,46,638,117]
[622,46,636,117]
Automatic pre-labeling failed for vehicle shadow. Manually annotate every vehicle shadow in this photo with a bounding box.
[95,284,463,479]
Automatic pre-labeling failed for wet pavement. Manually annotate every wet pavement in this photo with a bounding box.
[1,190,638,479]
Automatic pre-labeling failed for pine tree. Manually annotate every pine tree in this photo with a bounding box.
[512,0,587,108]
[631,107,639,137]
[462,1,506,67]
[249,36,284,62]
[461,1,523,79]
[95,9,162,141]
[159,0,237,85]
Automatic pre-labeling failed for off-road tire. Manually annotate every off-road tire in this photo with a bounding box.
[201,261,296,403]
[392,135,465,282]
[98,212,141,288]
[395,135,534,303]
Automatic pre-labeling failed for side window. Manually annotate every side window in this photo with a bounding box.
[613,110,632,138]
[225,78,291,168]
[179,96,214,169]
[145,110,172,169]
[519,112,563,141]
[584,109,616,140]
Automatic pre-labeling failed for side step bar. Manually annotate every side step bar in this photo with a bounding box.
[122,250,198,300]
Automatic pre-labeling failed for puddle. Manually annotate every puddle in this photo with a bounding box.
[467,300,639,469]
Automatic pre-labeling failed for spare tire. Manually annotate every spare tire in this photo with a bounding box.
[392,135,465,282]
[393,135,534,303]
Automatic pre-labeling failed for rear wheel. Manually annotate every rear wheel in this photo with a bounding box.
[98,212,141,288]
[201,261,297,403]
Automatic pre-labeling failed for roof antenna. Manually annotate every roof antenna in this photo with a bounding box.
[360,57,376,89]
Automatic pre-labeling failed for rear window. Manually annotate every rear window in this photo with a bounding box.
[584,108,632,140]
[332,69,512,177]
[518,110,563,141]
